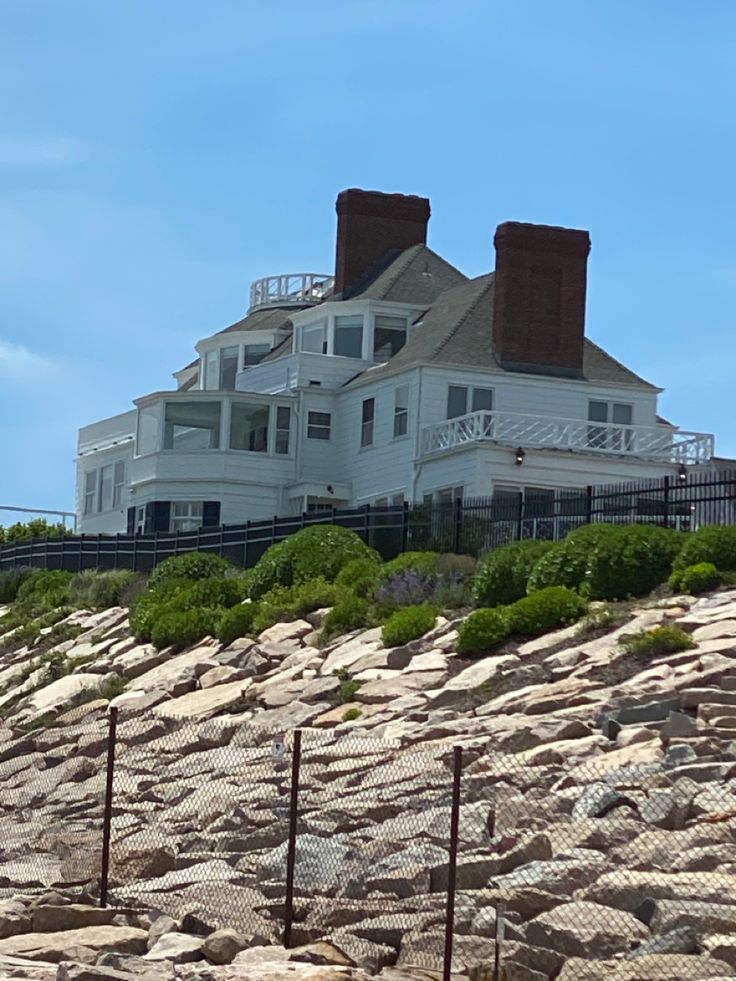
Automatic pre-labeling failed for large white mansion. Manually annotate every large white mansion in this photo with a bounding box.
[76,188,715,535]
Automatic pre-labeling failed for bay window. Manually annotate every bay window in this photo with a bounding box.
[164,401,221,450]
[243,343,271,366]
[137,404,159,455]
[301,320,327,354]
[334,315,364,358]
[374,315,407,360]
[230,402,269,452]
[204,350,219,390]
[219,346,239,390]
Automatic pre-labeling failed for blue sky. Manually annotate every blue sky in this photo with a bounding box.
[1,0,735,520]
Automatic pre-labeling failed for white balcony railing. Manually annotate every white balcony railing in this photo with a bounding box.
[248,273,334,313]
[420,410,714,464]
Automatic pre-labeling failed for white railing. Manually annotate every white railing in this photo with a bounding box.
[248,273,334,313]
[420,410,715,464]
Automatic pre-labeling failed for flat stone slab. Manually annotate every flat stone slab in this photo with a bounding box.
[0,926,148,963]
[154,679,252,718]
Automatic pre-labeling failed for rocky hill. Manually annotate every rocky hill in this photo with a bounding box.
[2,579,736,980]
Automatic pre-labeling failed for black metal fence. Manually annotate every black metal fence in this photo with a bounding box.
[5,709,736,979]
[2,470,736,573]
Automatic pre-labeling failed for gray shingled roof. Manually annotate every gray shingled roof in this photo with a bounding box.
[345,268,658,390]
[347,244,467,304]
[216,307,295,336]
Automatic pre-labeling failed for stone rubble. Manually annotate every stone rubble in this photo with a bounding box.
[1,591,736,978]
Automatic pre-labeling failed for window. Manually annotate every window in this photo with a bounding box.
[437,485,464,505]
[83,471,96,516]
[135,505,146,534]
[98,465,113,512]
[242,343,271,367]
[374,315,407,361]
[447,385,493,419]
[393,386,409,438]
[334,315,364,358]
[361,398,375,447]
[171,502,203,533]
[112,461,125,508]
[275,406,291,454]
[301,320,327,354]
[203,350,219,390]
[588,400,633,450]
[163,401,221,450]
[219,346,239,390]
[230,402,269,452]
[136,404,159,455]
[307,410,331,440]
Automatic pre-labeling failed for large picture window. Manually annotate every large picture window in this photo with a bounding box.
[164,401,221,450]
[230,402,269,452]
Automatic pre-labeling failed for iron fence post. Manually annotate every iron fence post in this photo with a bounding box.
[453,497,463,554]
[443,746,463,981]
[515,491,524,541]
[585,484,594,525]
[283,729,303,948]
[401,500,410,552]
[662,475,671,529]
[100,706,119,908]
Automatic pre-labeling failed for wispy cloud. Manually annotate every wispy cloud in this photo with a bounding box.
[0,340,61,381]
[0,136,86,167]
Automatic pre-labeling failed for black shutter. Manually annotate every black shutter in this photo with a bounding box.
[126,507,136,535]
[152,501,171,533]
[202,501,221,527]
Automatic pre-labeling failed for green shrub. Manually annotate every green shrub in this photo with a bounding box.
[16,570,73,613]
[40,650,71,682]
[69,570,138,610]
[250,526,379,600]
[457,608,510,655]
[382,603,437,648]
[335,557,382,598]
[251,578,346,634]
[473,540,555,608]
[319,595,372,644]
[506,586,587,636]
[620,625,696,659]
[526,525,617,594]
[576,603,617,636]
[0,519,71,544]
[583,525,682,600]
[129,582,182,643]
[0,568,34,604]
[672,526,736,580]
[150,607,222,650]
[216,602,259,646]
[170,576,246,611]
[672,561,723,595]
[380,551,440,580]
[342,707,362,722]
[98,674,128,700]
[149,552,232,590]
[337,675,363,704]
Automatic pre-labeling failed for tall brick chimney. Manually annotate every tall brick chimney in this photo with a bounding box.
[334,189,431,297]
[492,222,591,377]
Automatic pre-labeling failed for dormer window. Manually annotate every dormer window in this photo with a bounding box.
[334,315,364,358]
[301,320,328,354]
[373,315,407,361]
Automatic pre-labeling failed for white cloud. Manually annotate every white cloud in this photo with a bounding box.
[0,340,61,381]
[0,136,86,167]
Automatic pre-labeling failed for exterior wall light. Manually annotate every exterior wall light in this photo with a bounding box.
[515,447,525,466]
[677,464,688,483]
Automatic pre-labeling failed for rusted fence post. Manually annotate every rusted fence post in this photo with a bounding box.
[99,706,119,908]
[283,728,303,948]
[443,746,463,981]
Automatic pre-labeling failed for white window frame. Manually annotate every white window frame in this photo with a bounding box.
[97,465,113,513]
[83,471,97,516]
[587,400,634,451]
[275,406,291,455]
[393,385,409,438]
[170,501,204,533]
[333,314,364,359]
[447,385,493,419]
[361,397,375,448]
[135,505,146,534]
[112,461,125,508]
[373,315,408,362]
[307,410,331,440]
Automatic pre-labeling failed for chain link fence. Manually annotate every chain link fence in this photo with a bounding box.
[2,707,736,979]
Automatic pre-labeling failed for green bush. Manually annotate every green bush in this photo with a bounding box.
[250,526,379,600]
[0,569,34,604]
[40,650,71,682]
[382,603,437,648]
[251,578,346,635]
[16,570,73,613]
[672,561,723,595]
[149,552,232,590]
[0,519,71,544]
[319,595,372,644]
[335,557,382,598]
[620,625,696,659]
[216,603,259,646]
[380,551,440,580]
[150,607,222,650]
[170,576,246,611]
[457,608,510,655]
[334,669,363,704]
[506,586,587,636]
[672,526,736,580]
[583,525,681,600]
[527,525,617,594]
[342,707,362,722]
[69,570,139,610]
[128,580,186,643]
[473,540,554,608]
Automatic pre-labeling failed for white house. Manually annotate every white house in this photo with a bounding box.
[76,188,716,535]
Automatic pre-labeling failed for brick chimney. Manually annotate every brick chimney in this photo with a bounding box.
[492,222,591,377]
[334,189,431,297]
